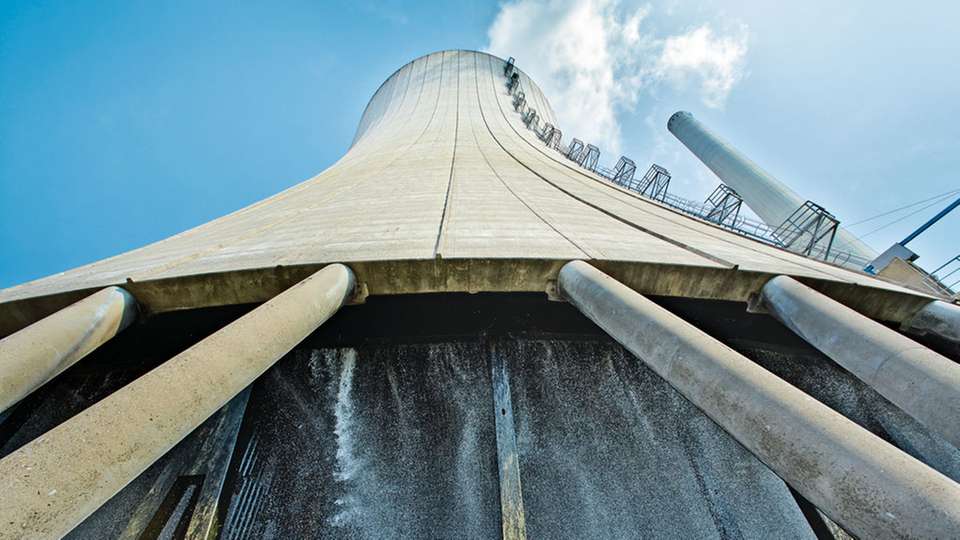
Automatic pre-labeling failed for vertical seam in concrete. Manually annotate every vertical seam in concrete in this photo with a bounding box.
[423,51,450,144]
[489,341,527,540]
[468,54,592,259]
[351,56,410,146]
[123,53,449,280]
[481,54,854,279]
[56,56,432,283]
[360,54,414,145]
[475,55,733,268]
[351,56,415,150]
[434,51,461,257]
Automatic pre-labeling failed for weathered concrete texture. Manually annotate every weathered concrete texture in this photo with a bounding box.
[651,295,960,485]
[216,344,502,539]
[762,275,960,448]
[11,291,951,539]
[66,390,249,539]
[0,286,137,414]
[741,345,960,484]
[0,256,933,342]
[0,264,354,539]
[558,260,960,539]
[903,299,960,346]
[211,340,815,539]
[0,50,932,333]
[0,306,250,462]
[506,339,814,539]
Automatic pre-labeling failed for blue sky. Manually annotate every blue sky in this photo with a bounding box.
[1,0,958,288]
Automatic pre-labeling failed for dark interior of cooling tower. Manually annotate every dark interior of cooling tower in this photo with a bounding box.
[2,294,957,539]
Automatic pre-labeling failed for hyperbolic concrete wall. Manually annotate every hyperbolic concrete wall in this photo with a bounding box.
[0,50,936,333]
[2,49,958,540]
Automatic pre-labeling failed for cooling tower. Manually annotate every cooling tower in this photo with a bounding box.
[1,50,960,540]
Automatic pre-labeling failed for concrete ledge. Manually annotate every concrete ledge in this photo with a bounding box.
[0,258,934,339]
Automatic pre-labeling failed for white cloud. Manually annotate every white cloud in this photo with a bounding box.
[485,0,748,155]
[486,0,628,154]
[658,24,748,108]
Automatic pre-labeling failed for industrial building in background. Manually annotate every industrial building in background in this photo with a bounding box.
[0,50,959,539]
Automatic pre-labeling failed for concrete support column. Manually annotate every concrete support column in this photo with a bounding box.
[0,286,138,414]
[902,299,960,346]
[558,260,960,539]
[761,275,960,448]
[0,263,355,540]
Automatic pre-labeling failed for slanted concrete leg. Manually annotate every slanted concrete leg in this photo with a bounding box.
[0,286,138,414]
[0,263,355,540]
[902,300,960,346]
[558,260,960,539]
[761,275,960,448]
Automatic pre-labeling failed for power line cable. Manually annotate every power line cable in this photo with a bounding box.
[858,196,957,239]
[846,188,960,228]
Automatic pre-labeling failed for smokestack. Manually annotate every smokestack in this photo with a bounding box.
[667,111,875,261]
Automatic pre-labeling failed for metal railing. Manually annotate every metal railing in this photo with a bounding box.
[499,56,874,271]
[924,254,960,296]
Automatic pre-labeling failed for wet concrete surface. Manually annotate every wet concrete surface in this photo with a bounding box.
[214,336,813,539]
[505,338,812,539]
[5,294,956,538]
[218,343,500,539]
[659,296,960,483]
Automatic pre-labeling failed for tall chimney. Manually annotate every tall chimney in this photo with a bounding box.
[668,111,875,260]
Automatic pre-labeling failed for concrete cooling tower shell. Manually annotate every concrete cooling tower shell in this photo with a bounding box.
[2,50,960,539]
[0,51,936,332]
